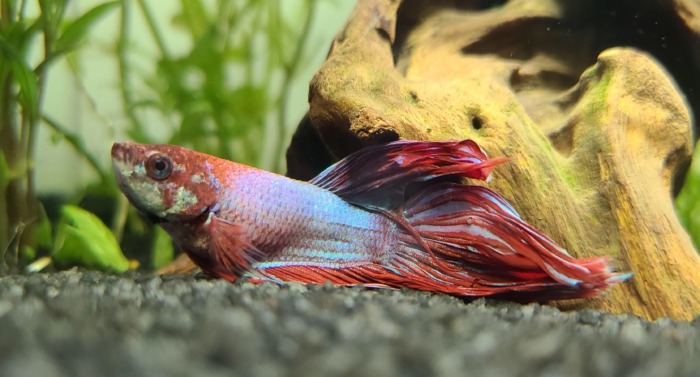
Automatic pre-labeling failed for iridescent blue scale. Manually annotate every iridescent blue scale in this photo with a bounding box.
[217,169,394,270]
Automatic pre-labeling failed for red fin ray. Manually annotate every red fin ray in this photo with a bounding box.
[389,182,628,299]
[256,257,590,300]
[310,139,507,210]
[253,179,628,300]
[204,216,265,282]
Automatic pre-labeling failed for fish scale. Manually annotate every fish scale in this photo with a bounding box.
[217,170,392,268]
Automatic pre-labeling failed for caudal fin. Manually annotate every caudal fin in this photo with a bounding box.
[388,182,631,301]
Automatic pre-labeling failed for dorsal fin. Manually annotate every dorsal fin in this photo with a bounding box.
[309,139,507,210]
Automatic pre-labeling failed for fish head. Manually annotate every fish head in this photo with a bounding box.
[111,141,221,223]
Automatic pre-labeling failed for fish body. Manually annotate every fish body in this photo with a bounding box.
[112,139,629,301]
[192,167,396,270]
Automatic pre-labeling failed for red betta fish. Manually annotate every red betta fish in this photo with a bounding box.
[112,139,630,301]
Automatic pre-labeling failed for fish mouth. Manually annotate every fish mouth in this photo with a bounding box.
[111,142,137,192]
[146,212,167,224]
[111,141,136,164]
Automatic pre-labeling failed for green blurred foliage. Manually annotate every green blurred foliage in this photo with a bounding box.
[120,0,317,170]
[53,205,129,272]
[675,144,700,252]
[115,0,321,268]
[0,0,330,273]
[55,2,119,52]
[0,0,118,272]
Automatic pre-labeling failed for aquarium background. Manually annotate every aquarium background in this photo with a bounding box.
[36,0,356,194]
[1,0,356,272]
[1,0,698,273]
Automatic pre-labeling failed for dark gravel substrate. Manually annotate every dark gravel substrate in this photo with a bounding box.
[0,271,698,377]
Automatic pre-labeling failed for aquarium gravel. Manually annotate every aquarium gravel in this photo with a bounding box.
[0,271,698,377]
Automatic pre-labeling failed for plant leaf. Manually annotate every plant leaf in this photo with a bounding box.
[11,58,39,118]
[176,0,209,38]
[0,34,40,118]
[53,205,129,272]
[56,2,119,52]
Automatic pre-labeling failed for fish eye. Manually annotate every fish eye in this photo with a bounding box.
[146,154,173,180]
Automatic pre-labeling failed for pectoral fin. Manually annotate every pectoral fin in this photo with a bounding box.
[203,216,265,282]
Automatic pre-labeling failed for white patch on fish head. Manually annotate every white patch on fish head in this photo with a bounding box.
[170,186,199,214]
[112,156,170,218]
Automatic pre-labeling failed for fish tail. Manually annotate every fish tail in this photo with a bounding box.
[299,138,629,300]
[386,182,630,301]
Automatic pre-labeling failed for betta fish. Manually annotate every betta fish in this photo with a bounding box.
[112,139,629,301]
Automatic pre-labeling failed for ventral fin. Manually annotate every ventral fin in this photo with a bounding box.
[204,216,265,281]
[310,139,507,210]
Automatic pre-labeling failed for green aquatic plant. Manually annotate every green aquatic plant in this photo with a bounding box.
[52,205,129,272]
[2,0,333,273]
[0,0,118,272]
[117,0,317,171]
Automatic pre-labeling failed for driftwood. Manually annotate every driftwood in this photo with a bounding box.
[284,0,700,321]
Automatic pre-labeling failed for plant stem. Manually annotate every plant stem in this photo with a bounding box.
[273,0,316,173]
[117,0,148,141]
[41,114,110,184]
[0,1,17,270]
[111,194,129,242]
[135,0,171,60]
[18,0,26,21]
